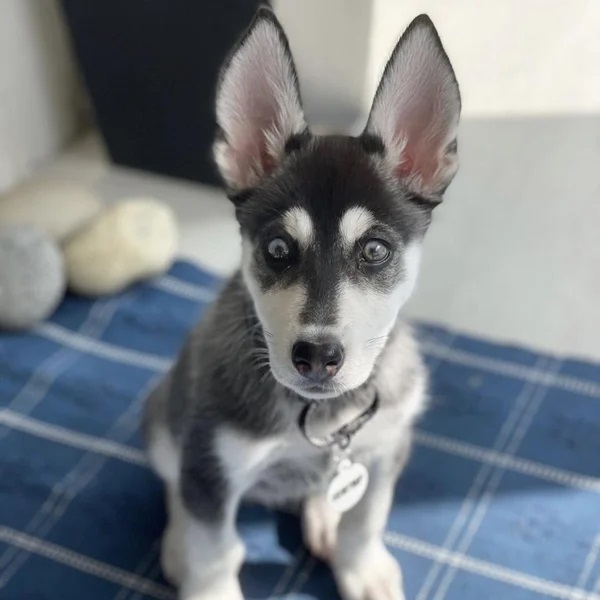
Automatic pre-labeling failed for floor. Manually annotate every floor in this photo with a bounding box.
[36,118,600,362]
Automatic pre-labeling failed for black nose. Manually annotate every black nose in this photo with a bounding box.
[291,340,345,382]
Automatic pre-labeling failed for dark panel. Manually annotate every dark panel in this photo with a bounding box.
[62,0,263,185]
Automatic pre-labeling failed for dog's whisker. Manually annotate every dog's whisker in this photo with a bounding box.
[258,368,274,386]
[365,335,389,347]
[247,355,271,365]
[248,357,269,365]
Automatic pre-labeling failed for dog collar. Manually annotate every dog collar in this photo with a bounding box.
[298,394,379,513]
[298,393,380,450]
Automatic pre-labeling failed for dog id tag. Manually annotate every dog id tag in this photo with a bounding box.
[327,456,369,513]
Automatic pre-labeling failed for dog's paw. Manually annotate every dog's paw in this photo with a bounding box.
[334,543,404,600]
[160,525,185,586]
[302,494,341,562]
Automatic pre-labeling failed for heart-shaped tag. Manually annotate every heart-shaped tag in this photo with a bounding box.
[326,460,369,513]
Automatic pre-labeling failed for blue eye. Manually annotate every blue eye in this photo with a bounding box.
[267,237,290,260]
[362,239,391,264]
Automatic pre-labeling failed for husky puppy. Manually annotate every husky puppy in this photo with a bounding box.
[144,7,460,600]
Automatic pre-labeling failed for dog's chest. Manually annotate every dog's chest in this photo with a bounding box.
[244,437,334,506]
[241,415,391,506]
[228,394,408,507]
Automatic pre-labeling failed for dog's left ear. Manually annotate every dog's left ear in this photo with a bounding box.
[363,15,461,199]
[214,7,306,192]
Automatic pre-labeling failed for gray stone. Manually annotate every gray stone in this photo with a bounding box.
[0,227,66,330]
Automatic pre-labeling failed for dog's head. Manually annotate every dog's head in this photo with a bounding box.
[214,8,460,400]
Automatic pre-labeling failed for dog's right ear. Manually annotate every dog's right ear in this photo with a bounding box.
[214,7,307,192]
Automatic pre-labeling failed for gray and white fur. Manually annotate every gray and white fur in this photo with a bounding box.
[144,8,460,600]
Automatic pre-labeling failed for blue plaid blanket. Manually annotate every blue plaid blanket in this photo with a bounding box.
[1,261,599,600]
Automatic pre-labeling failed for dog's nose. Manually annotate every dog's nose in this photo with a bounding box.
[292,340,345,381]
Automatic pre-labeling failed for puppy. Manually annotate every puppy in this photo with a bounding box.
[144,7,460,600]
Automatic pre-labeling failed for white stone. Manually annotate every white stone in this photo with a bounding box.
[0,179,102,242]
[64,198,178,296]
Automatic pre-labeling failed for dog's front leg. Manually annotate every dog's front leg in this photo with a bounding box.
[171,477,244,600]
[165,426,278,600]
[163,431,252,600]
[332,460,404,600]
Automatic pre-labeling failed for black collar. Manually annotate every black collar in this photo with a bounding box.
[298,394,380,449]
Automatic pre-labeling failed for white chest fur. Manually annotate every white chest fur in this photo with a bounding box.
[216,401,406,508]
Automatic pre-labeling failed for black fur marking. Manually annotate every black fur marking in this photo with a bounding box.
[446,138,458,154]
[285,130,312,154]
[230,188,255,207]
[359,133,385,155]
[180,423,228,522]
[299,247,341,325]
[406,194,441,212]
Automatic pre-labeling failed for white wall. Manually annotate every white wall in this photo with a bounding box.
[0,0,85,194]
[273,0,372,133]
[275,0,600,123]
[368,0,600,118]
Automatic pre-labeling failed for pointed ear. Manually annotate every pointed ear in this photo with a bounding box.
[364,15,461,199]
[213,7,307,191]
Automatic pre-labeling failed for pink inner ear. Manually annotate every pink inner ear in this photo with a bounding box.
[392,93,447,184]
[227,137,274,190]
[395,156,414,180]
[215,18,306,189]
[225,88,280,187]
[260,146,277,174]
[394,132,442,185]
[365,21,460,195]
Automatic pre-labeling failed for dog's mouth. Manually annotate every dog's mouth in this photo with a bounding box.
[287,378,343,400]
